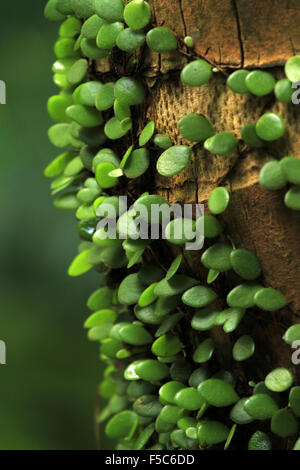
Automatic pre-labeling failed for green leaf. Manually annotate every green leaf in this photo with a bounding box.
[198,379,239,407]
[227,283,262,308]
[284,187,300,211]
[256,112,285,141]
[198,421,229,447]
[204,132,238,157]
[201,243,232,271]
[174,387,206,411]
[166,255,182,281]
[289,387,300,417]
[230,398,254,424]
[248,431,272,450]
[271,408,299,438]
[155,312,183,337]
[245,70,275,96]
[285,55,300,82]
[230,248,261,280]
[159,381,185,405]
[156,145,192,177]
[119,323,153,346]
[178,113,214,142]
[139,121,155,146]
[193,338,215,363]
[105,410,139,440]
[208,187,230,214]
[232,335,255,361]
[68,249,93,276]
[180,60,212,87]
[135,359,169,382]
[265,367,293,392]
[146,27,177,53]
[283,324,300,345]
[151,333,182,357]
[182,285,217,308]
[259,160,287,190]
[226,69,249,94]
[134,423,155,450]
[84,309,117,328]
[118,273,145,305]
[243,394,279,419]
[191,308,220,331]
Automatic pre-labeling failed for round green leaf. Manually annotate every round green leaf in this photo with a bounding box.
[283,324,300,345]
[124,0,151,30]
[198,379,239,407]
[146,27,177,52]
[159,381,185,405]
[256,113,285,141]
[230,398,254,424]
[152,333,182,357]
[274,78,294,102]
[271,408,299,438]
[178,113,214,142]
[116,28,145,52]
[157,145,192,177]
[289,387,300,417]
[208,187,229,215]
[245,70,275,96]
[248,431,272,450]
[182,285,217,308]
[139,121,155,146]
[198,421,229,447]
[259,160,287,190]
[94,0,124,22]
[155,274,197,297]
[135,359,169,382]
[191,308,219,331]
[114,77,145,105]
[285,187,300,210]
[180,60,212,87]
[105,410,138,440]
[232,335,255,361]
[280,156,300,185]
[124,148,150,178]
[227,283,262,308]
[285,55,300,82]
[118,273,145,305]
[230,248,261,280]
[243,394,279,419]
[226,69,249,94]
[204,132,238,157]
[241,123,263,148]
[119,323,152,345]
[193,338,215,363]
[174,387,206,411]
[254,287,287,311]
[201,243,232,272]
[265,367,293,392]
[96,22,124,49]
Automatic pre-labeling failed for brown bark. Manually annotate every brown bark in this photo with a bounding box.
[141,1,300,378]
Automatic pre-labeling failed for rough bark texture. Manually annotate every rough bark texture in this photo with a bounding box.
[97,0,300,413]
[140,0,300,382]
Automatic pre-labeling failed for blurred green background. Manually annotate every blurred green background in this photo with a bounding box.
[0,1,109,449]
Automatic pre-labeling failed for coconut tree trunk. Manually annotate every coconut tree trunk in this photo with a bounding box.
[95,0,300,448]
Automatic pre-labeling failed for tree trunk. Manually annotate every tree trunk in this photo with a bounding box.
[95,0,300,448]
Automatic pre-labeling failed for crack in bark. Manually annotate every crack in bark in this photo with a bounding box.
[232,0,244,68]
[178,0,187,37]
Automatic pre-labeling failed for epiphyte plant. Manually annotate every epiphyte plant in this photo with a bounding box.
[44,0,300,450]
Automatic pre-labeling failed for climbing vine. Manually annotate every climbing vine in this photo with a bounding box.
[44,0,300,450]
